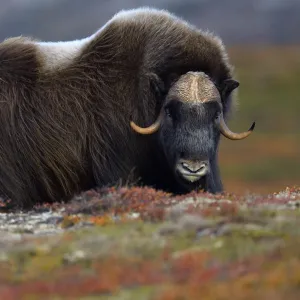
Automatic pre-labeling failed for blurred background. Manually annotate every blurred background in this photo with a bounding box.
[1,0,299,195]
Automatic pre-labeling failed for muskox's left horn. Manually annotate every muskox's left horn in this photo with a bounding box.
[130,112,163,135]
[219,114,255,140]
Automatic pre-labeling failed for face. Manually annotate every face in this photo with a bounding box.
[130,71,255,192]
[159,97,221,189]
[158,72,223,189]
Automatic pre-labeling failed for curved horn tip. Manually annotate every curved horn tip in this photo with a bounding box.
[249,122,256,131]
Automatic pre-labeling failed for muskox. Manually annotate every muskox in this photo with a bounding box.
[0,7,254,207]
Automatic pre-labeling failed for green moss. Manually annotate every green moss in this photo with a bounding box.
[97,221,162,238]
[8,240,72,282]
[95,286,155,300]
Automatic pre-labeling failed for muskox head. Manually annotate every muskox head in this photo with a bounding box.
[130,71,255,192]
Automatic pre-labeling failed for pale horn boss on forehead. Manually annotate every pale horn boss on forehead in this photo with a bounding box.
[130,71,255,139]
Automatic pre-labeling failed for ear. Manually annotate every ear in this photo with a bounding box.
[219,79,239,99]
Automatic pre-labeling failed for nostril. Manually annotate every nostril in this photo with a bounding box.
[182,162,190,169]
[196,164,206,173]
[197,163,208,175]
[181,162,190,172]
[180,161,208,174]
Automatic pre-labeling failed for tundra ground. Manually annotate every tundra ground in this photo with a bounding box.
[0,185,300,299]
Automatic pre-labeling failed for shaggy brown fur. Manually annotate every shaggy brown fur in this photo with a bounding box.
[0,7,236,207]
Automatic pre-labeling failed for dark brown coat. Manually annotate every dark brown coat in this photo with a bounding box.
[0,8,236,207]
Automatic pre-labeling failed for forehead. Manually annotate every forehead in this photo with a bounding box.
[169,100,221,128]
[167,71,220,103]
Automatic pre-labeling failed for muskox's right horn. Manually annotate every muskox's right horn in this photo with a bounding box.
[130,112,163,135]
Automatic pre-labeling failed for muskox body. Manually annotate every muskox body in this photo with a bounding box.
[0,8,246,207]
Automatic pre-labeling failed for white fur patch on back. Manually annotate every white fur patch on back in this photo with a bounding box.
[35,8,162,73]
[36,34,97,72]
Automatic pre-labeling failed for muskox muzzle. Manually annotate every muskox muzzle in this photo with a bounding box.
[176,158,209,183]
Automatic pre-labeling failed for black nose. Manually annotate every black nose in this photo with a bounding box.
[180,159,208,174]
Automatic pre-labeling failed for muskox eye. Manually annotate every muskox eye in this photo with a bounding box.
[165,107,172,118]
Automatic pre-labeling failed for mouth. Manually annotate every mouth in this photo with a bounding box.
[175,159,209,184]
[177,171,203,183]
[175,171,207,194]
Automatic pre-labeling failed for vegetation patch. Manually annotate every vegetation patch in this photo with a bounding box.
[0,185,299,299]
